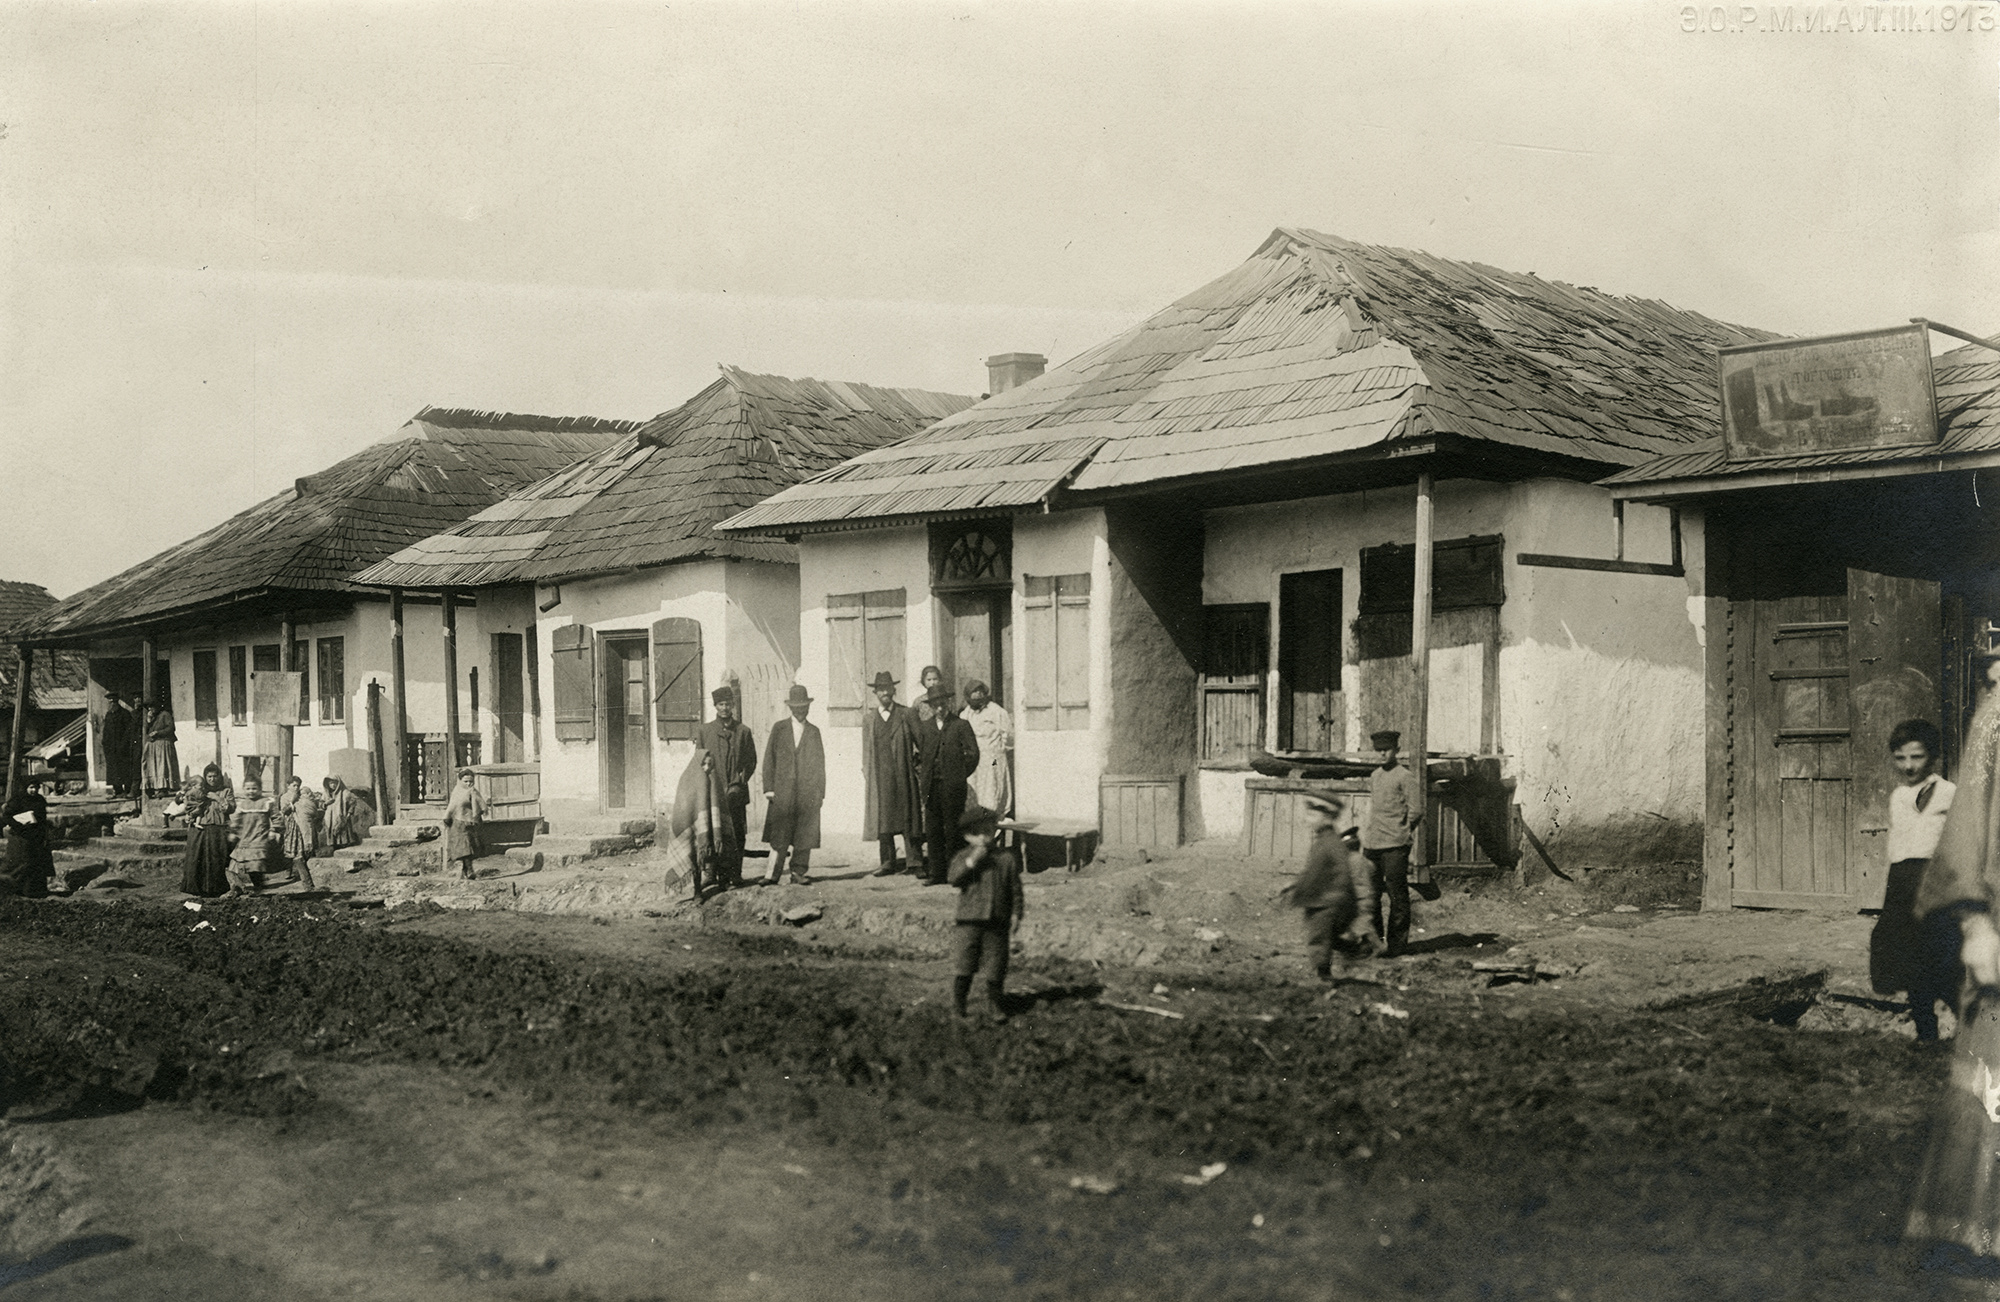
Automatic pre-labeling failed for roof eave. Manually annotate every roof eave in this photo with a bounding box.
[1605,449,2000,503]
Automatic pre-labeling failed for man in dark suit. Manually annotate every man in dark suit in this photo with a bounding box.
[760,684,824,886]
[696,685,758,889]
[99,692,139,797]
[863,671,922,876]
[915,685,980,886]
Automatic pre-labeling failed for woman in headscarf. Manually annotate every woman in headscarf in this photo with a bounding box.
[0,777,54,898]
[277,774,323,891]
[141,699,181,796]
[441,770,487,880]
[177,763,234,898]
[1908,693,2000,1266]
[960,679,1014,818]
[321,776,372,850]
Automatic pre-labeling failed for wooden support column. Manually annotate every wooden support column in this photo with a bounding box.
[524,620,542,761]
[5,646,32,804]
[277,615,295,795]
[1410,471,1434,867]
[442,589,461,796]
[390,589,410,803]
[140,638,156,798]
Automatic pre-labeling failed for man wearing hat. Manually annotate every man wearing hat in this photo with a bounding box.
[696,684,758,888]
[862,670,922,875]
[99,691,139,797]
[1360,729,1425,957]
[760,684,824,885]
[915,683,981,886]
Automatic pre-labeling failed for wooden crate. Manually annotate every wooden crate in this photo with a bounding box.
[1242,778,1371,861]
[1099,774,1184,848]
[469,762,542,822]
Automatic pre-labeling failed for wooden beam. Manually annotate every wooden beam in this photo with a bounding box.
[390,588,410,803]
[5,646,32,805]
[1515,553,1685,578]
[140,638,156,797]
[277,614,295,795]
[1701,511,1735,912]
[1411,470,1433,871]
[442,589,460,796]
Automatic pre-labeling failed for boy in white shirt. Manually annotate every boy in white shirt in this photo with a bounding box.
[1870,718,1958,1042]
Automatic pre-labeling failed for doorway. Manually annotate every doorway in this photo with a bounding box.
[492,633,525,762]
[940,591,1011,704]
[602,637,652,810]
[1278,569,1343,752]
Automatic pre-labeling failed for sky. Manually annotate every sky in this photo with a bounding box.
[3,0,1996,599]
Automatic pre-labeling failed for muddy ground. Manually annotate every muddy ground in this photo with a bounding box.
[0,858,1977,1301]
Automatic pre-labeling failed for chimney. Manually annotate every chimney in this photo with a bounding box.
[985,352,1046,396]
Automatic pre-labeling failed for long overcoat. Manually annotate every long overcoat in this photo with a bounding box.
[761,717,825,851]
[917,713,981,798]
[862,702,921,840]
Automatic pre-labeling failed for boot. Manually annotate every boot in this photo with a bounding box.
[297,863,317,892]
[986,982,1009,1023]
[952,976,972,1018]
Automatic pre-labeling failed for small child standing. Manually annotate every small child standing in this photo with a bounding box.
[947,804,1024,1022]
[443,770,487,880]
[227,775,276,897]
[1279,794,1361,982]
[1869,718,1958,1041]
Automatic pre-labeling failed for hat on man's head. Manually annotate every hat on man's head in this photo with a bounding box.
[958,803,1000,833]
[711,685,736,705]
[868,670,898,690]
[926,684,954,705]
[1370,730,1401,750]
[785,684,812,706]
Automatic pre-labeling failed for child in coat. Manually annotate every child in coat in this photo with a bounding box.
[1280,794,1362,981]
[947,804,1024,1022]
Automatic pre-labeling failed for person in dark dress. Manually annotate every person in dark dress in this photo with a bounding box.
[0,778,55,898]
[177,763,234,898]
[760,684,824,886]
[99,693,139,797]
[861,671,922,876]
[915,685,980,886]
[695,685,758,889]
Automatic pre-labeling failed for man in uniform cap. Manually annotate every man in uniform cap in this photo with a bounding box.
[696,684,758,888]
[1360,729,1424,956]
[760,684,824,885]
[915,684,980,886]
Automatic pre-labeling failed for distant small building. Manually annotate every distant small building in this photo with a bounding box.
[355,368,973,823]
[0,580,90,779]
[8,409,633,805]
[722,229,1776,868]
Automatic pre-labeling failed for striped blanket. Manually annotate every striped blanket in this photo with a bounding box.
[664,747,731,899]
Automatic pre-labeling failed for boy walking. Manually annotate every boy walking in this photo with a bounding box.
[1361,729,1425,957]
[1870,718,1958,1041]
[947,804,1023,1022]
[1279,794,1361,981]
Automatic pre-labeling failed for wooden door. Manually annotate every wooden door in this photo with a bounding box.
[1847,568,1942,910]
[1734,594,1855,910]
[604,640,652,810]
[942,591,1010,704]
[492,633,525,763]
[1279,570,1343,751]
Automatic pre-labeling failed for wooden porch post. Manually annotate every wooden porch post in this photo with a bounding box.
[390,588,410,802]
[277,615,295,795]
[140,638,156,797]
[1411,471,1434,861]
[442,589,460,795]
[524,619,542,761]
[5,646,32,805]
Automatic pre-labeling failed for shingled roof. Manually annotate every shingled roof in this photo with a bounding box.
[0,582,88,708]
[14,409,633,643]
[354,368,975,588]
[1604,343,2000,497]
[721,228,1778,535]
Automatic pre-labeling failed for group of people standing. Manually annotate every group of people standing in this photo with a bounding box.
[175,767,372,898]
[862,667,1013,886]
[94,692,182,799]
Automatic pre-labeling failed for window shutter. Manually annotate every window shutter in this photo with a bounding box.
[827,595,864,727]
[1055,573,1092,730]
[651,617,703,741]
[864,588,905,691]
[551,624,595,742]
[1023,576,1056,731]
[193,650,219,728]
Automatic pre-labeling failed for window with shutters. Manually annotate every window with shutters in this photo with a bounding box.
[316,637,345,723]
[1356,535,1504,659]
[1022,573,1091,731]
[1200,604,1268,764]
[651,618,703,741]
[193,649,219,729]
[826,589,906,727]
[551,624,596,741]
[228,646,248,725]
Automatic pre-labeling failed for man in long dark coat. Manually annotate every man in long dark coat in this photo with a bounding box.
[760,684,824,886]
[99,693,139,797]
[862,670,921,876]
[915,685,980,886]
[696,685,758,888]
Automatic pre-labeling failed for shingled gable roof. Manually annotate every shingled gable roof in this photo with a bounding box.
[0,581,87,707]
[1603,343,2000,496]
[353,368,975,589]
[13,409,634,643]
[719,228,1779,535]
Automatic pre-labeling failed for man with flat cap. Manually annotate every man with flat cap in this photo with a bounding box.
[915,684,980,886]
[862,670,922,876]
[1360,728,1425,957]
[760,684,824,886]
[697,684,758,889]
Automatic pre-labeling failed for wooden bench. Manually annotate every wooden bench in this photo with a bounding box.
[997,817,1099,873]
